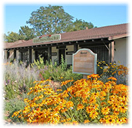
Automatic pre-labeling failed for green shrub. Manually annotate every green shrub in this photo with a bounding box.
[97,61,128,84]
[4,98,25,123]
[38,56,82,82]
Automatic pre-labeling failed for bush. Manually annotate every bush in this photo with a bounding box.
[37,56,82,82]
[4,98,25,123]
[97,61,128,84]
[12,74,128,125]
[4,60,40,100]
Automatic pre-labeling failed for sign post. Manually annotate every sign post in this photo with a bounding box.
[72,48,97,78]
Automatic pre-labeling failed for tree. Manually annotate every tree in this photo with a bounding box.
[4,32,20,42]
[19,26,36,40]
[66,19,95,32]
[26,5,74,36]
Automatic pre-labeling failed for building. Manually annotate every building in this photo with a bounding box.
[4,23,128,67]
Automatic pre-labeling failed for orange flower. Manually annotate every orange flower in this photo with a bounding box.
[77,104,84,110]
[84,119,90,124]
[89,97,96,104]
[61,80,73,86]
[100,118,106,124]
[61,108,68,113]
[66,101,74,109]
[87,74,100,79]
[100,91,106,97]
[108,77,117,81]
[72,121,78,125]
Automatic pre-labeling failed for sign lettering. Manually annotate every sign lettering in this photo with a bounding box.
[33,34,61,43]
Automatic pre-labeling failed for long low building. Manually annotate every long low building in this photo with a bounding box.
[4,23,128,66]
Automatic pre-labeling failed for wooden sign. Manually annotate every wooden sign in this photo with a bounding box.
[72,49,97,75]
[33,34,61,43]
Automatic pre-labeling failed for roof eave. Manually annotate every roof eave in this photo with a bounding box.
[108,33,128,40]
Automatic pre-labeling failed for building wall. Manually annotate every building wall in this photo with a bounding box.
[114,37,128,66]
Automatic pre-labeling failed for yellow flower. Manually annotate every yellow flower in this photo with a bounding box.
[105,118,115,124]
[12,76,128,124]
[12,110,22,117]
[89,110,98,119]
[119,105,127,113]
[57,89,62,91]
[101,107,110,115]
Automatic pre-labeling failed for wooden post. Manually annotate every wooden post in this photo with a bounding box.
[108,41,114,63]
[14,49,16,60]
[74,43,78,52]
[29,48,32,64]
[21,52,23,61]
[111,41,114,63]
[7,50,10,60]
[48,47,51,62]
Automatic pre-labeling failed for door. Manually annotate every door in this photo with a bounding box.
[59,49,65,64]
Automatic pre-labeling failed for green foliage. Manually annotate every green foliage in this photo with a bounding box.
[31,55,46,69]
[66,19,95,32]
[60,54,67,71]
[4,98,25,123]
[26,5,74,36]
[19,25,36,40]
[4,26,36,43]
[4,61,38,100]
[4,82,19,100]
[97,61,128,84]
[4,32,20,42]
[37,56,82,81]
[97,61,107,75]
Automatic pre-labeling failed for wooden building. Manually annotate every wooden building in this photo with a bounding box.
[3,23,128,66]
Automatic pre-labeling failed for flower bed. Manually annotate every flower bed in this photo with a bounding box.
[12,74,128,125]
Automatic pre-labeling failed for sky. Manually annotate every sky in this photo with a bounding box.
[4,3,128,35]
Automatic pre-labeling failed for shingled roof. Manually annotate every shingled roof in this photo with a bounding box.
[4,23,128,49]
